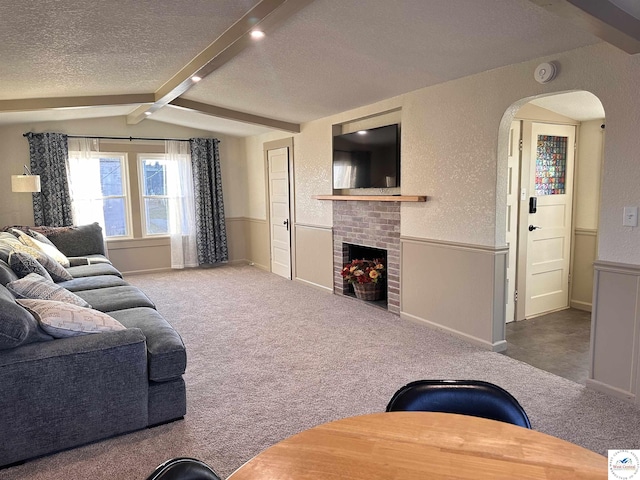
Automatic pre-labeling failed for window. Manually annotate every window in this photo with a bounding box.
[140,155,170,236]
[100,156,129,236]
[67,152,131,238]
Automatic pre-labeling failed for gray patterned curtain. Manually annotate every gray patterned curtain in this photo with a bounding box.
[25,132,73,227]
[189,138,228,265]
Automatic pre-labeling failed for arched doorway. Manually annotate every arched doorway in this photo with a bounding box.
[500,90,605,384]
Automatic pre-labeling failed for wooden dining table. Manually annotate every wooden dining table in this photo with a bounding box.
[228,411,607,479]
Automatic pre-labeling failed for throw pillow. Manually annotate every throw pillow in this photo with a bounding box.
[9,246,72,282]
[27,229,56,247]
[7,273,91,308]
[16,299,126,338]
[45,223,106,257]
[14,229,70,267]
[0,286,53,349]
[9,251,53,281]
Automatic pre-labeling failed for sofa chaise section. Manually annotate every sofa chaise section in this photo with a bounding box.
[0,327,149,466]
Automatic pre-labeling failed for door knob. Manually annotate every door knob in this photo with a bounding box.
[283,219,289,231]
[528,225,542,231]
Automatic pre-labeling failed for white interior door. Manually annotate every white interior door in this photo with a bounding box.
[524,123,575,317]
[268,147,292,279]
[505,120,521,323]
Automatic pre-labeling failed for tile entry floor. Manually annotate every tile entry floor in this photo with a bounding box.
[502,308,591,385]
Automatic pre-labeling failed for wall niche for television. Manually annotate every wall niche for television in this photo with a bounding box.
[332,110,401,196]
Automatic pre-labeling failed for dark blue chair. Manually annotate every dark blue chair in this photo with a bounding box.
[145,457,221,480]
[386,379,531,428]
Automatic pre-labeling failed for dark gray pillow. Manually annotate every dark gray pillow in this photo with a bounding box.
[0,285,53,349]
[8,251,53,281]
[46,223,106,257]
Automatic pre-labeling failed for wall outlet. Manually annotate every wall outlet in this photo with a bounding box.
[623,206,638,227]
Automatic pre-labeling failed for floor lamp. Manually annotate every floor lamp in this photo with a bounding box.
[11,165,41,193]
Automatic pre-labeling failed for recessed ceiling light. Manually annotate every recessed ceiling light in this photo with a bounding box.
[250,30,265,40]
[357,130,368,135]
[191,75,202,82]
[144,111,152,116]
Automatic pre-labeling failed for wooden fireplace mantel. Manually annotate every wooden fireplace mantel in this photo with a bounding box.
[313,195,426,202]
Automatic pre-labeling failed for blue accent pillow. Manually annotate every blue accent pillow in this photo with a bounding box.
[9,251,53,281]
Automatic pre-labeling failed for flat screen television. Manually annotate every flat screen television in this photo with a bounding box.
[332,124,400,189]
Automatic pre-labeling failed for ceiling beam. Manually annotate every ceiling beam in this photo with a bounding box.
[127,0,315,125]
[0,94,154,113]
[529,0,640,53]
[170,99,300,133]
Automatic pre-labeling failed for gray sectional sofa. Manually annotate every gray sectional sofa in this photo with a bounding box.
[0,223,187,467]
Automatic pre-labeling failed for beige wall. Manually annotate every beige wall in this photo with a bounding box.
[571,119,604,310]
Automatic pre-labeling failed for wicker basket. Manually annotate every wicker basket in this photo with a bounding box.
[353,282,384,301]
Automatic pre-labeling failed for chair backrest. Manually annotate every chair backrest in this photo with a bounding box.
[145,457,221,480]
[386,379,531,428]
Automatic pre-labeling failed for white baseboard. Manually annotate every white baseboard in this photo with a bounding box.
[122,267,173,276]
[295,277,333,293]
[400,311,507,352]
[586,378,636,404]
[570,300,592,312]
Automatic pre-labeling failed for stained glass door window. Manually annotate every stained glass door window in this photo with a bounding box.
[535,135,567,195]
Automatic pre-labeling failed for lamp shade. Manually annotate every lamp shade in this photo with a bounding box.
[11,174,41,193]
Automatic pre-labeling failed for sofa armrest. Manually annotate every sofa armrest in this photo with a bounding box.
[0,328,149,467]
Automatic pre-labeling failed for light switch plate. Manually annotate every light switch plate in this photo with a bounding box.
[623,206,638,227]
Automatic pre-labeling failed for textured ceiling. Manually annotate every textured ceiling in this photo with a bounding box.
[0,0,607,135]
[0,0,259,99]
[184,0,600,123]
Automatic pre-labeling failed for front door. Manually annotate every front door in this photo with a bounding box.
[268,147,292,279]
[523,123,576,318]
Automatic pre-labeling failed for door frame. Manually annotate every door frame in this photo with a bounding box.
[263,137,296,279]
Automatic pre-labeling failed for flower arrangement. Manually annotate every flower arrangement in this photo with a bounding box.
[341,258,386,284]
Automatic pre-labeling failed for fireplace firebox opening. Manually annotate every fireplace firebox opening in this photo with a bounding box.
[343,243,388,307]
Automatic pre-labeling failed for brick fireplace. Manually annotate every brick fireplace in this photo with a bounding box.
[333,200,400,314]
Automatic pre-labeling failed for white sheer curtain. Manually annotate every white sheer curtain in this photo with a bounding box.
[166,140,198,269]
[67,138,107,231]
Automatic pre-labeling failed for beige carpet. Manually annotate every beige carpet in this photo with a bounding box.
[3,265,638,479]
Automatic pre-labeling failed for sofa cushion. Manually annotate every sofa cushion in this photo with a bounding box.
[45,223,106,257]
[9,251,53,281]
[109,307,186,382]
[0,285,53,349]
[75,286,155,312]
[66,263,123,279]
[13,228,70,267]
[7,273,91,308]
[56,275,127,292]
[17,299,126,338]
[3,237,72,281]
[27,229,57,247]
